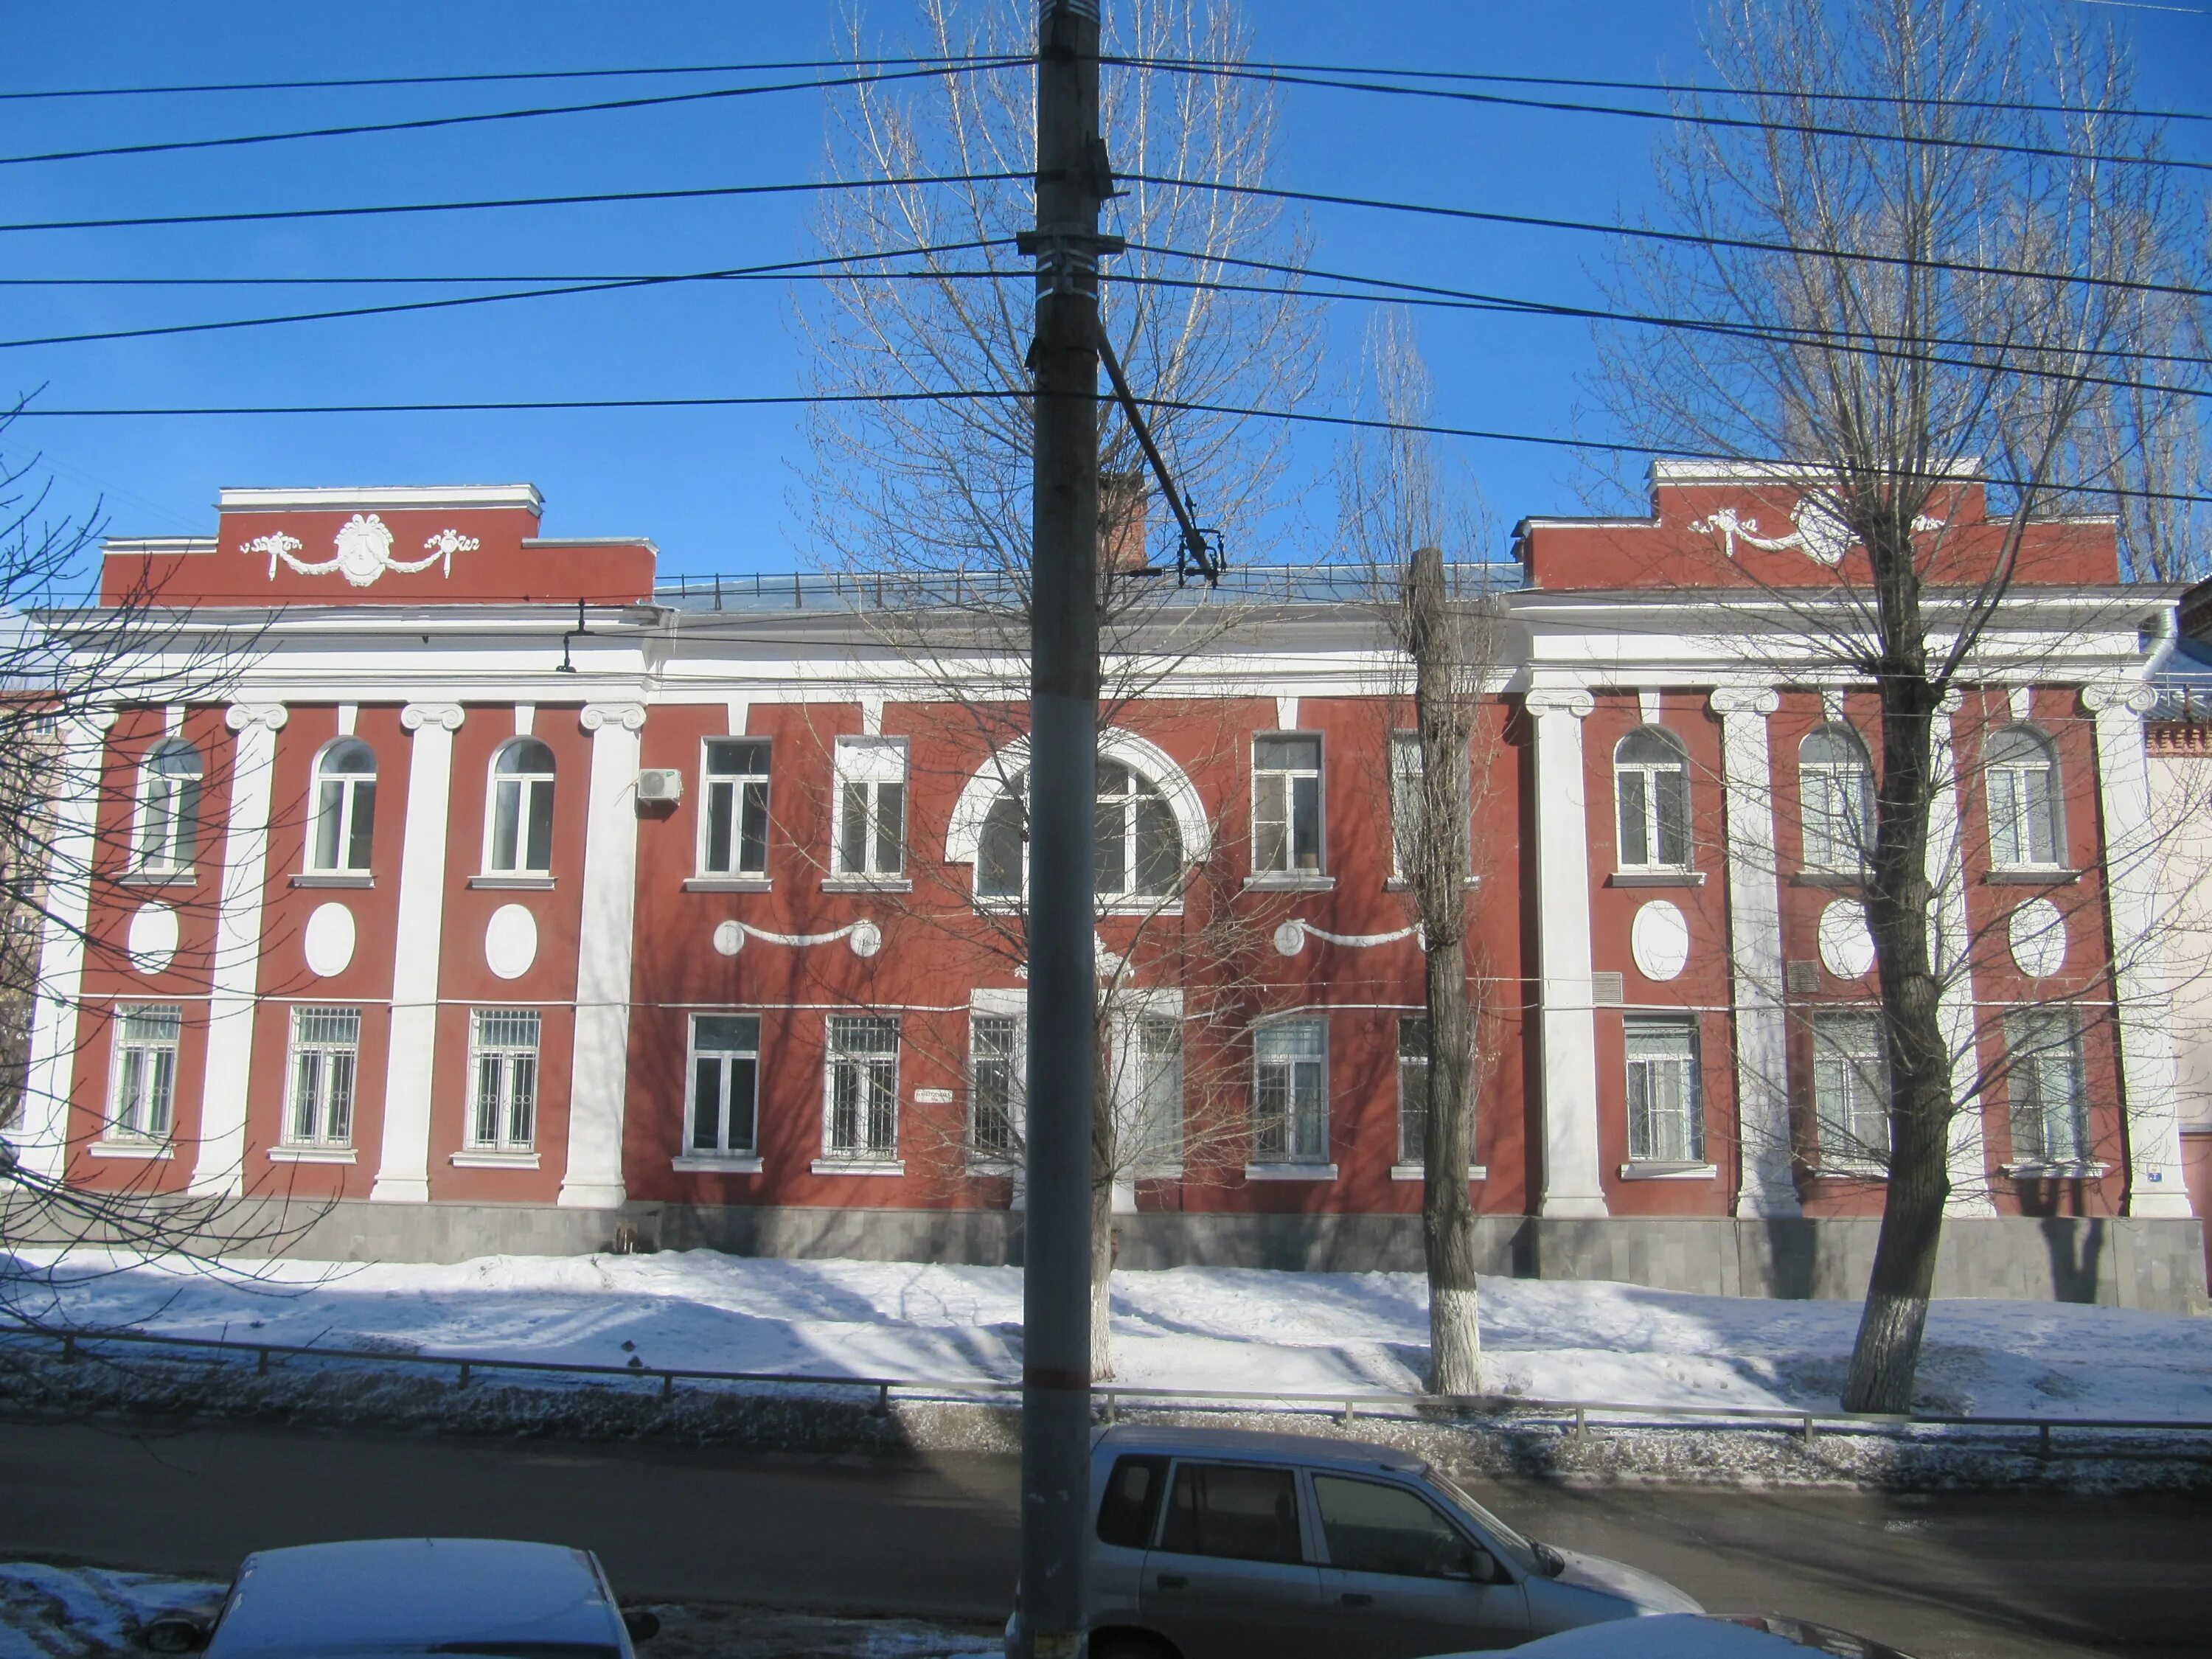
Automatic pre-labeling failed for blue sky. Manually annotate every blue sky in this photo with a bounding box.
[0,1,2203,582]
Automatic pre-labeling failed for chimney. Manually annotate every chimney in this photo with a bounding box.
[1101,471,1149,573]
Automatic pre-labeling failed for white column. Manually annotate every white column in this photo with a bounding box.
[190,702,286,1195]
[1929,691,1995,1217]
[1526,686,1607,1217]
[371,702,464,1203]
[2086,680,2192,1216]
[18,709,118,1179]
[559,701,646,1208]
[1710,687,1798,1217]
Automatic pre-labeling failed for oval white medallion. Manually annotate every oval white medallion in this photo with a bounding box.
[849,919,883,958]
[1630,900,1689,981]
[125,903,178,975]
[712,919,745,958]
[484,903,538,980]
[2009,899,2067,979]
[1818,899,1876,980]
[302,902,357,978]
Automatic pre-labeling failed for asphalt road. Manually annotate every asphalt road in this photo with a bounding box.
[1,1416,2205,1659]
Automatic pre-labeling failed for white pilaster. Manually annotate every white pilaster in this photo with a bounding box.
[190,703,287,1194]
[2085,680,2191,1216]
[560,701,647,1208]
[1526,686,1607,1217]
[1930,692,1995,1216]
[17,709,118,1178]
[1710,687,1798,1217]
[371,702,464,1203]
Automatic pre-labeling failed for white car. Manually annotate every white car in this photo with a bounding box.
[142,1537,659,1659]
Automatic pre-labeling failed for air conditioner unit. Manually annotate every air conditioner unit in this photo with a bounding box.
[636,768,684,804]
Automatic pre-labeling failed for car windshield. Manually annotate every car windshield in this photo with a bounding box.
[1422,1466,1539,1571]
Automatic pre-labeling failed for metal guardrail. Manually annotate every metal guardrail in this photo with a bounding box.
[651,563,1523,613]
[7,1321,2208,1458]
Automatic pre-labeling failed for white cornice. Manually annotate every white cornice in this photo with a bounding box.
[217,484,544,515]
[100,537,217,556]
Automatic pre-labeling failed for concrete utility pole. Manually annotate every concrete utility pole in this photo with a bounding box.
[1017,4,1105,1658]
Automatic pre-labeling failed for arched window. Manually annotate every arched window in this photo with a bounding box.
[487,738,555,875]
[971,761,1184,902]
[307,738,377,874]
[1801,725,1876,872]
[1614,726,1690,870]
[135,738,202,874]
[1986,726,2062,869]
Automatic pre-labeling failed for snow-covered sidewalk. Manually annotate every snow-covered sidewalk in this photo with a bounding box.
[7,1247,2209,1420]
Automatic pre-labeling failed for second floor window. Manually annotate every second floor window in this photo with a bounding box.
[1615,726,1690,870]
[135,738,202,874]
[1252,734,1323,874]
[1986,726,2063,870]
[1624,1015,1703,1164]
[488,738,556,875]
[108,1004,182,1140]
[833,738,906,879]
[308,739,377,873]
[701,739,771,877]
[468,1007,541,1150]
[1812,1009,1889,1167]
[824,1014,900,1161]
[1801,725,1876,872]
[1096,760,1180,900]
[285,1006,361,1147]
[1253,1018,1328,1164]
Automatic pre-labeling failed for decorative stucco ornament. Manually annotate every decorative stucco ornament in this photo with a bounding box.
[248,516,480,587]
[1691,498,1944,568]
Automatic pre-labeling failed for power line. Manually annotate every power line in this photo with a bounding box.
[1122,173,2212,302]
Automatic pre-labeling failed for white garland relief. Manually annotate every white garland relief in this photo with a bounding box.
[1691,498,1944,568]
[1273,918,1422,957]
[249,515,480,587]
[713,919,882,959]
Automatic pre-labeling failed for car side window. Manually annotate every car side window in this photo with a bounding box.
[1098,1455,1171,1547]
[1158,1461,1304,1564]
[1312,1475,1485,1581]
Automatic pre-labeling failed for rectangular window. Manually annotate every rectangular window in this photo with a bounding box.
[689,1013,761,1157]
[1127,1012,1184,1169]
[970,1013,1021,1161]
[1390,732,1424,880]
[1253,1018,1328,1163]
[108,1004,182,1139]
[285,1006,361,1147]
[468,1008,541,1150]
[833,738,906,878]
[1624,1015,1703,1164]
[1253,734,1323,874]
[2007,1009,2089,1165]
[1803,769,1874,872]
[824,1014,900,1161]
[1813,1010,1889,1166]
[1397,1015,1432,1165]
[701,739,771,877]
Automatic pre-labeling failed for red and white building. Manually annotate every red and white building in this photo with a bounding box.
[18,468,2207,1307]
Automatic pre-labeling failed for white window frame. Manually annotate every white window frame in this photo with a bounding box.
[484,738,557,877]
[968,1006,1024,1168]
[467,1007,541,1151]
[1251,732,1324,876]
[1624,1015,1705,1166]
[305,738,378,874]
[107,1004,182,1141]
[284,1006,361,1147]
[1614,726,1692,872]
[1801,725,1877,874]
[133,738,202,875]
[1397,1013,1431,1166]
[1110,994,1185,1177]
[1986,726,2065,872]
[686,1012,762,1161]
[1812,1009,1890,1172]
[1251,1016,1330,1168]
[831,738,908,880]
[1389,731,1472,883]
[2006,1007,2091,1168]
[699,738,771,878]
[1094,759,1181,903]
[820,1014,901,1169]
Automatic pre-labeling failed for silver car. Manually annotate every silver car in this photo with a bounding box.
[1016,1425,1700,1659]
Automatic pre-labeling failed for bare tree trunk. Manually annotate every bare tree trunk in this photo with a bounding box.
[1091,1016,1116,1381]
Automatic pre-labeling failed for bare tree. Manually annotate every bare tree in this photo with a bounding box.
[1589,0,2205,1411]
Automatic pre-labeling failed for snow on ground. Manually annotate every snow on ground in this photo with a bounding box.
[0,1564,220,1659]
[6,1246,2210,1420]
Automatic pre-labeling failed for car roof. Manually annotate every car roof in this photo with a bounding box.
[209,1538,622,1656]
[1096,1423,1427,1475]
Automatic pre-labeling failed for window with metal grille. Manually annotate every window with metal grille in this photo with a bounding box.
[1124,1013,1184,1169]
[1986,726,2063,870]
[1800,725,1875,872]
[1252,734,1323,874]
[468,1008,540,1150]
[824,1015,899,1160]
[285,1006,360,1146]
[833,739,906,878]
[108,1004,181,1139]
[307,739,376,874]
[1253,1018,1328,1163]
[1813,1010,1890,1166]
[1615,726,1691,870]
[2006,1008,2090,1165]
[701,739,771,877]
[689,1014,761,1156]
[135,739,201,874]
[970,1014,1020,1160]
[487,739,555,874]
[1625,1015,1703,1163]
[1397,1015,1432,1165]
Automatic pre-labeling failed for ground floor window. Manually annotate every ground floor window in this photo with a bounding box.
[1624,1015,1703,1164]
[1397,1015,1430,1164]
[689,1014,761,1157]
[1812,1009,1889,1167]
[108,1004,181,1139]
[970,1013,1021,1162]
[468,1008,540,1150]
[824,1015,900,1161]
[1253,1018,1327,1163]
[285,1006,360,1147]
[1124,1012,1183,1169]
[2006,1008,2090,1165]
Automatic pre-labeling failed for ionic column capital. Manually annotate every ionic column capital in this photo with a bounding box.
[400,701,465,732]
[1523,686,1595,719]
[224,702,288,732]
[2081,678,2159,718]
[1708,686,1781,719]
[580,701,647,733]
